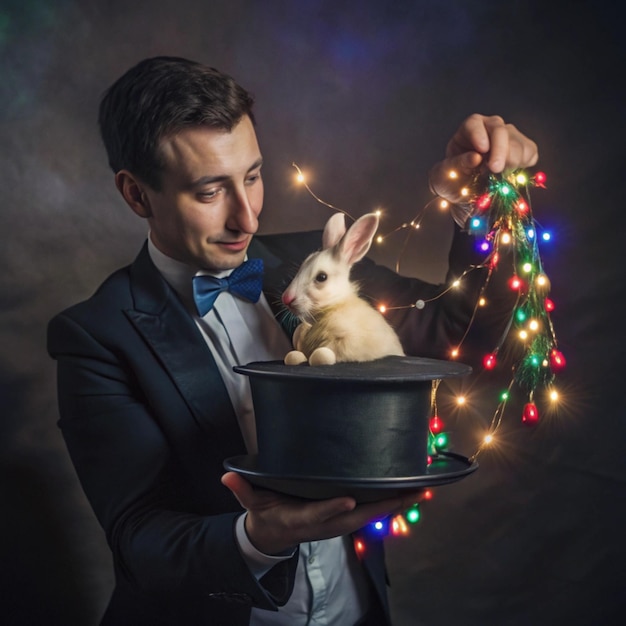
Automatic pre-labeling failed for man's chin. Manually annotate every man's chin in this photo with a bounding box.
[200,249,249,272]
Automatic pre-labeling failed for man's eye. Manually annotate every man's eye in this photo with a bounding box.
[198,189,220,200]
[246,173,261,185]
[315,272,327,282]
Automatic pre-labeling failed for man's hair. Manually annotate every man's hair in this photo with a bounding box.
[98,56,255,190]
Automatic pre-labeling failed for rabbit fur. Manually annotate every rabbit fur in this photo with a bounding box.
[281,212,405,366]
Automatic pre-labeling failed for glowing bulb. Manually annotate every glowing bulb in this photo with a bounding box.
[534,171,547,188]
[434,433,449,449]
[544,298,555,312]
[450,348,459,359]
[478,297,487,306]
[484,433,494,445]
[461,187,470,197]
[413,223,420,230]
[378,304,387,313]
[500,390,509,402]
[509,275,523,291]
[500,184,512,196]
[456,395,466,406]
[535,274,551,293]
[296,172,305,184]
[528,319,540,332]
[549,389,559,402]
[448,170,458,179]
[483,353,497,370]
[550,349,566,371]
[519,330,528,340]
[376,235,383,244]
[522,262,533,273]
[470,217,483,230]
[526,228,535,240]
[391,515,409,536]
[500,232,512,245]
[452,279,461,288]
[476,193,492,210]
[374,520,384,531]
[439,199,449,209]
[406,506,421,524]
[355,539,365,555]
[423,490,433,500]
[516,173,528,185]
[516,200,529,213]
[430,415,444,434]
[522,402,539,426]
[542,231,552,242]
[375,209,382,217]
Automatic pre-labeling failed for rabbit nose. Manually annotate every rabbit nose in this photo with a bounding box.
[282,293,295,307]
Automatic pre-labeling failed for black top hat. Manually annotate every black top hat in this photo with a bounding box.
[224,356,477,502]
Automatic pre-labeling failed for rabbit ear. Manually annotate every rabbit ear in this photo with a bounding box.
[322,212,347,249]
[337,213,379,266]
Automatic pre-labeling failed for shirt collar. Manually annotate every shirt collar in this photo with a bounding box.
[147,235,247,311]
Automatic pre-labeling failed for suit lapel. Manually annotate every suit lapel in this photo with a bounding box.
[124,244,245,453]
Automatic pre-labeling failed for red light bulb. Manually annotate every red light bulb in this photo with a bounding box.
[544,298,555,312]
[509,275,524,291]
[550,349,566,371]
[522,402,539,426]
[429,415,444,434]
[476,193,492,211]
[534,171,547,188]
[483,353,497,370]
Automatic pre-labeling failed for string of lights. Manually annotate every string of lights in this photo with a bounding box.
[291,163,563,538]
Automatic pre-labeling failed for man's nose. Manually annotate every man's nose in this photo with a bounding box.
[227,188,258,233]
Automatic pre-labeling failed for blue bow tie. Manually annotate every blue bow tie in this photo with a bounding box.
[192,258,264,317]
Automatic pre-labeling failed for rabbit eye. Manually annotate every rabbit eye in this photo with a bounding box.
[315,272,328,283]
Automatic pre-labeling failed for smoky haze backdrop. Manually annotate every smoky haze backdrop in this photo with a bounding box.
[1,1,624,624]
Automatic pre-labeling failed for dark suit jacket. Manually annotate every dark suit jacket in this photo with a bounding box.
[47,226,499,625]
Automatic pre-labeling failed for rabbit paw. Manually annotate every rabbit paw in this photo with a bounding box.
[309,347,337,366]
[284,350,308,365]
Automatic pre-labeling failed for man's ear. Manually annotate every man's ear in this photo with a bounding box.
[115,170,152,218]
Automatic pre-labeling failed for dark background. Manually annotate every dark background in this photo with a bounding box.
[2,1,625,624]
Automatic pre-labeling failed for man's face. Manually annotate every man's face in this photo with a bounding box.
[142,115,264,271]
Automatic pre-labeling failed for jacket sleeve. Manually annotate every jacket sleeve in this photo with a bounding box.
[47,311,297,615]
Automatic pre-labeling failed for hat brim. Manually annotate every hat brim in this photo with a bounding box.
[224,451,477,503]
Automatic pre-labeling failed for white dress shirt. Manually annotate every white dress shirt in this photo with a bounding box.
[148,238,370,625]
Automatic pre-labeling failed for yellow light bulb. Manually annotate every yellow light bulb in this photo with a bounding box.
[519,330,528,340]
[500,232,512,245]
[516,173,528,185]
[449,170,458,179]
[452,279,461,288]
[379,305,387,313]
[376,235,383,244]
[484,433,494,445]
[296,172,305,183]
[439,199,449,209]
[478,297,487,307]
[457,395,466,405]
[549,389,559,402]
[461,187,469,197]
[528,319,539,332]
[451,348,459,358]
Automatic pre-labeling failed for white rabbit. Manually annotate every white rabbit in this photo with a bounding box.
[281,212,405,366]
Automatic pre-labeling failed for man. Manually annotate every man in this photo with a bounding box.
[48,56,538,625]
